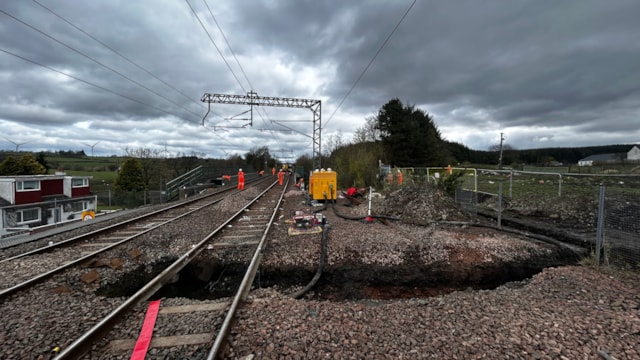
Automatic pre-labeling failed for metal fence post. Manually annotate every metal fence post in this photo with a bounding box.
[498,182,503,228]
[595,184,605,266]
[558,173,562,197]
[509,170,513,198]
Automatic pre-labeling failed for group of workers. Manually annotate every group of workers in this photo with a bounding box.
[386,169,404,185]
[234,167,287,190]
[385,165,452,185]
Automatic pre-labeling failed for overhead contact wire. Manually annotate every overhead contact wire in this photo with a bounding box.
[324,0,416,129]
[31,0,207,112]
[0,47,191,121]
[0,7,202,122]
[201,0,279,137]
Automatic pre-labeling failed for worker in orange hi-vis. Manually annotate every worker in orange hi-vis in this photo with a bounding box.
[447,164,452,175]
[278,169,285,186]
[386,171,393,184]
[237,168,245,190]
[272,167,276,176]
[397,169,403,185]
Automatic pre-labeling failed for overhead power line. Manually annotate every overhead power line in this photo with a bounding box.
[193,0,278,137]
[323,0,416,129]
[185,0,246,93]
[1,46,240,157]
[202,0,276,135]
[0,7,203,122]
[31,0,206,112]
[0,47,193,121]
[202,0,253,92]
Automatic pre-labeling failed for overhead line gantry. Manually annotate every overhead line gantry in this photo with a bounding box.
[201,91,322,170]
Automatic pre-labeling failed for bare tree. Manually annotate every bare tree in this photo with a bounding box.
[123,147,165,190]
[325,131,345,156]
[353,115,381,143]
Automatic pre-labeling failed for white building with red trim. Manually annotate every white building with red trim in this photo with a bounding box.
[0,174,97,239]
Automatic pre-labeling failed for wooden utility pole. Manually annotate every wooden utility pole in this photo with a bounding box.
[498,133,504,169]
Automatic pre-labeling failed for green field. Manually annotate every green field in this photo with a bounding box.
[46,156,120,187]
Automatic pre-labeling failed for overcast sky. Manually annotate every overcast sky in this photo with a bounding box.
[1,1,639,161]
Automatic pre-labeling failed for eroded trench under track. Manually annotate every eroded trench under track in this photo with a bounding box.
[96,248,582,301]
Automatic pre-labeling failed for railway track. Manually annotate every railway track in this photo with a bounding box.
[0,177,270,299]
[57,176,289,359]
[0,175,289,359]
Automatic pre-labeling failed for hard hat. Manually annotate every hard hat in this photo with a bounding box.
[239,168,242,171]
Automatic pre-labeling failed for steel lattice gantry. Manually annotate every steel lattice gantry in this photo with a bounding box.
[201,91,322,170]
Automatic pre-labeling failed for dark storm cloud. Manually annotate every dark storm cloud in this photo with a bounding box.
[1,0,639,156]
[225,0,640,141]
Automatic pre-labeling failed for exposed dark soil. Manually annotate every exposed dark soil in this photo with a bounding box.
[97,184,594,301]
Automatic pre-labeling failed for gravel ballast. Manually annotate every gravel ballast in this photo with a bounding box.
[0,181,638,359]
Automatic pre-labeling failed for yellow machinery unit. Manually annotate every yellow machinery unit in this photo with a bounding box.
[309,169,337,201]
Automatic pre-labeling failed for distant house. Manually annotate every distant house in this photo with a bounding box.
[578,153,623,167]
[577,145,640,166]
[0,174,96,239]
[628,145,640,161]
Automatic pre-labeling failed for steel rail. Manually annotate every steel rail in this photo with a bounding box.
[0,175,267,262]
[55,179,280,359]
[0,187,227,263]
[0,176,272,299]
[0,191,229,299]
[207,175,290,359]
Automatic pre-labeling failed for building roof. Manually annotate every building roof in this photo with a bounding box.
[0,174,92,182]
[579,153,623,162]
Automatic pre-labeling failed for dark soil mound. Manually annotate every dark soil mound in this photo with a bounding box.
[375,184,471,225]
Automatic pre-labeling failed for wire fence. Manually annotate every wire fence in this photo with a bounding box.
[441,168,640,271]
[93,186,209,210]
[599,186,640,270]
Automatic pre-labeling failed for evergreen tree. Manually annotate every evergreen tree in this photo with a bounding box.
[114,158,145,192]
[36,152,49,173]
[0,156,21,175]
[0,154,47,175]
[375,98,446,167]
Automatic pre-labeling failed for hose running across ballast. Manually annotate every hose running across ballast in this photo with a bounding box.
[290,187,398,299]
[290,223,329,299]
[289,191,336,299]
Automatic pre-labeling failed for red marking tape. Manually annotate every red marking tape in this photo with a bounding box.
[130,299,161,360]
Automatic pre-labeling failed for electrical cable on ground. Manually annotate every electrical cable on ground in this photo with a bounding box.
[290,223,329,299]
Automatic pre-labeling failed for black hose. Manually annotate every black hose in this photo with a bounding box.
[330,194,401,221]
[290,224,329,299]
[468,222,586,259]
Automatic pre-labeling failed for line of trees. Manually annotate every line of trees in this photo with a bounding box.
[1,98,636,193]
[0,154,47,175]
[321,98,638,188]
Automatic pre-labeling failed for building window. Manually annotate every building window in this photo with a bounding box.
[71,201,88,212]
[16,180,40,191]
[72,178,89,187]
[17,208,40,224]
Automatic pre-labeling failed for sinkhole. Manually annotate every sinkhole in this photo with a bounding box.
[96,249,581,301]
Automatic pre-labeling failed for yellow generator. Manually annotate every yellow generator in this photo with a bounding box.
[309,169,337,201]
